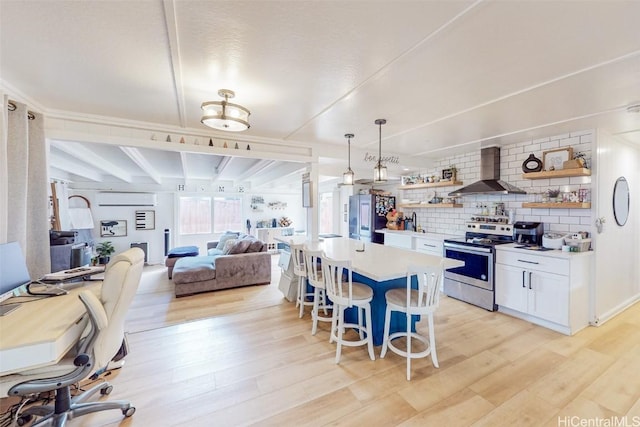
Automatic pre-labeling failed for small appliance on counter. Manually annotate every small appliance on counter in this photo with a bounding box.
[542,233,567,249]
[513,221,544,245]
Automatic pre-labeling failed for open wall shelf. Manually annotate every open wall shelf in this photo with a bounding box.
[522,202,591,209]
[399,203,463,209]
[522,168,591,180]
[398,180,463,190]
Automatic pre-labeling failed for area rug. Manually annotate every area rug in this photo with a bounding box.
[124,260,287,334]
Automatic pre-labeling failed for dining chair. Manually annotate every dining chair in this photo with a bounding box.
[303,248,332,336]
[290,242,314,318]
[380,261,444,380]
[322,256,375,363]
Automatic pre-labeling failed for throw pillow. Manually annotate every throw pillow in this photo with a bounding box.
[221,238,238,255]
[216,232,239,250]
[248,239,265,253]
[228,239,251,254]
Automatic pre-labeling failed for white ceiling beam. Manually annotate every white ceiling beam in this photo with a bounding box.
[50,141,133,182]
[179,152,189,180]
[236,160,276,182]
[252,163,306,189]
[162,0,187,127]
[215,156,232,175]
[119,146,163,184]
[49,152,103,182]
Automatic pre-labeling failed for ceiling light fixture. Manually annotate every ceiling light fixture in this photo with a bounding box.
[201,89,251,132]
[343,133,355,185]
[373,119,387,183]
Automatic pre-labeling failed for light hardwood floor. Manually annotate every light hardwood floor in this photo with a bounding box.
[20,257,640,426]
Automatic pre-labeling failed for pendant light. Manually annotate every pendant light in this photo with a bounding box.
[373,119,387,183]
[343,133,355,185]
[201,89,251,132]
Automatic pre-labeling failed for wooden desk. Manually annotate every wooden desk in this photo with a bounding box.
[0,283,99,376]
[277,237,463,345]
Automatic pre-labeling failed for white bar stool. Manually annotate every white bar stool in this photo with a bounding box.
[303,248,332,336]
[380,261,444,380]
[322,256,375,363]
[290,242,314,318]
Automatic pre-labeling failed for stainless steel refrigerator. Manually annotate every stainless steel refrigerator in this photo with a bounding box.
[349,194,396,244]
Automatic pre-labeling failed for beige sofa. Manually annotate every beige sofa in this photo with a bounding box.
[172,236,271,297]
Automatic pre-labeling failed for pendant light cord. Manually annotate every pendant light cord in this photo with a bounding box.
[378,122,382,167]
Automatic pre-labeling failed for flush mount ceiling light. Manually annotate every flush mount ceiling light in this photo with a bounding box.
[201,89,250,132]
[343,133,355,185]
[373,119,387,183]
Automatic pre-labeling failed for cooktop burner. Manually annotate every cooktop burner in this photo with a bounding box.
[445,228,515,249]
[470,237,494,245]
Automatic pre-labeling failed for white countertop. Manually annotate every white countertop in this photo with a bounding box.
[275,236,462,282]
[374,229,459,241]
[497,243,594,259]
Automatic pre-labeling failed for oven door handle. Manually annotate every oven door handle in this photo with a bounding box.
[444,242,493,253]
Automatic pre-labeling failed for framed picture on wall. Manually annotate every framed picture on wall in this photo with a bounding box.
[135,210,155,230]
[543,147,573,171]
[100,220,127,237]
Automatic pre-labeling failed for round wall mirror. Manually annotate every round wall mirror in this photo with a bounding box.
[613,176,630,226]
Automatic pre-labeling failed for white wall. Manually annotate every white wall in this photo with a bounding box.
[65,189,302,264]
[245,192,304,234]
[394,130,594,237]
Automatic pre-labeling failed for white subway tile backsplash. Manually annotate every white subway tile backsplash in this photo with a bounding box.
[580,217,593,225]
[395,130,594,237]
[559,137,580,147]
[549,133,571,141]
[559,216,581,225]
[540,140,560,150]
[571,129,594,137]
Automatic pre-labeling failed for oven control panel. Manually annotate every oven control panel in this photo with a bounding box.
[466,222,513,236]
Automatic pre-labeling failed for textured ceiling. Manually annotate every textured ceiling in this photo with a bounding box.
[1,0,639,187]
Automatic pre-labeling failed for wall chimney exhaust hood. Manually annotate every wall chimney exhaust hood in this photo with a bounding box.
[449,147,526,196]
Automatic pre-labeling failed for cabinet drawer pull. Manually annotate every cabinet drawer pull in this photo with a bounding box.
[423,244,436,248]
[517,259,539,265]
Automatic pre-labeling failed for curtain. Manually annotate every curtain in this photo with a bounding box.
[0,94,8,243]
[3,98,50,277]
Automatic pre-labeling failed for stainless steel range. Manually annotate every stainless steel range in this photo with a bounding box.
[443,222,514,311]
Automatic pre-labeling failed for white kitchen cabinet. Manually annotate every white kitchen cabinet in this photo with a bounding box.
[495,248,590,335]
[414,237,443,256]
[495,264,528,313]
[257,227,293,252]
[495,263,568,325]
[383,232,413,249]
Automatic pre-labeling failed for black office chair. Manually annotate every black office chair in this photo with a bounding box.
[5,248,144,426]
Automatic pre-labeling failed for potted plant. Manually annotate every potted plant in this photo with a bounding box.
[547,188,561,203]
[96,241,115,264]
[449,164,457,181]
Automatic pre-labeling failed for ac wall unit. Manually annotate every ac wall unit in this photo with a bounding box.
[97,192,157,207]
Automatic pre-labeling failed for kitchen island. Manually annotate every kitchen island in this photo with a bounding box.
[277,236,462,345]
